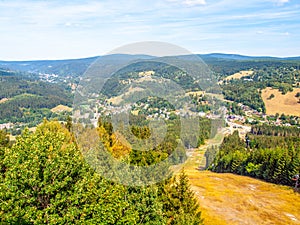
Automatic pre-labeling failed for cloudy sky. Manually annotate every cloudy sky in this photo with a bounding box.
[0,0,299,60]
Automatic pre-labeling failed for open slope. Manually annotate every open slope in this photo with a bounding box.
[179,145,300,225]
[261,87,300,116]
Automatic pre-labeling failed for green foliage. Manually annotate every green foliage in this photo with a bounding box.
[267,93,275,100]
[0,72,72,124]
[161,170,203,225]
[101,61,200,98]
[210,126,300,187]
[222,82,266,112]
[0,129,9,148]
[220,62,300,112]
[204,145,219,168]
[0,121,203,224]
[251,124,300,137]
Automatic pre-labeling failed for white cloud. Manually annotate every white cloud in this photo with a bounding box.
[271,0,289,5]
[277,0,289,3]
[184,0,206,6]
[166,0,206,6]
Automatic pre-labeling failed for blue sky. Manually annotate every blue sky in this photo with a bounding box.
[0,0,299,60]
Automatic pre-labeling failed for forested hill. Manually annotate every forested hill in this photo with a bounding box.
[0,57,98,77]
[1,53,299,78]
[0,69,72,124]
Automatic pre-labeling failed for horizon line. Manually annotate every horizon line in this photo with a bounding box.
[0,52,300,62]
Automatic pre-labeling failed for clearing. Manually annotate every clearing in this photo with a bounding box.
[0,98,9,104]
[185,90,205,97]
[108,87,145,105]
[51,105,72,113]
[175,143,300,225]
[224,70,254,81]
[261,87,300,116]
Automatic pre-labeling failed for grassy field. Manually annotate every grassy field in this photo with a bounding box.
[138,70,155,76]
[108,86,145,105]
[185,90,205,97]
[51,104,72,113]
[176,144,300,225]
[261,87,300,116]
[224,70,254,80]
[0,98,9,104]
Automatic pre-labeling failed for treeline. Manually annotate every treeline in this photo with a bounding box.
[0,121,203,224]
[208,126,300,187]
[251,124,300,137]
[205,58,300,78]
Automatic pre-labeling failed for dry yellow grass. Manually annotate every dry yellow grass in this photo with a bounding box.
[175,145,300,225]
[225,71,254,80]
[51,105,72,113]
[185,91,205,97]
[108,87,144,105]
[261,87,300,116]
[131,110,140,116]
[0,98,9,104]
[138,70,155,76]
[9,135,16,142]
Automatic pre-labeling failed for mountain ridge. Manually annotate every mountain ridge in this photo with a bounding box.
[1,53,299,78]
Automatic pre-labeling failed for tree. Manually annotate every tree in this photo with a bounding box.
[205,145,218,168]
[0,121,139,224]
[0,129,9,147]
[1,120,205,224]
[65,115,72,131]
[161,170,203,225]
[267,93,275,100]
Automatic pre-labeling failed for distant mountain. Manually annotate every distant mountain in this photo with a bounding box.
[199,53,300,61]
[0,54,155,78]
[0,57,99,77]
[0,53,299,79]
[200,53,255,60]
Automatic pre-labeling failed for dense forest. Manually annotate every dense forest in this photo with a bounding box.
[207,125,300,187]
[0,120,203,224]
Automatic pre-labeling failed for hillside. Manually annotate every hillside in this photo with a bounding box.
[261,87,300,117]
[0,69,72,124]
[180,146,300,225]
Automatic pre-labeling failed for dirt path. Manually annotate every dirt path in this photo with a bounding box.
[176,145,300,225]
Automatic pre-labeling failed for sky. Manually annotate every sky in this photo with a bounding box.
[0,0,299,60]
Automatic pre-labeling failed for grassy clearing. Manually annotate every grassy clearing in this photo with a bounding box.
[0,98,9,104]
[138,70,155,76]
[51,105,72,113]
[176,143,300,225]
[185,91,205,97]
[261,87,300,116]
[108,87,144,105]
[224,70,254,81]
